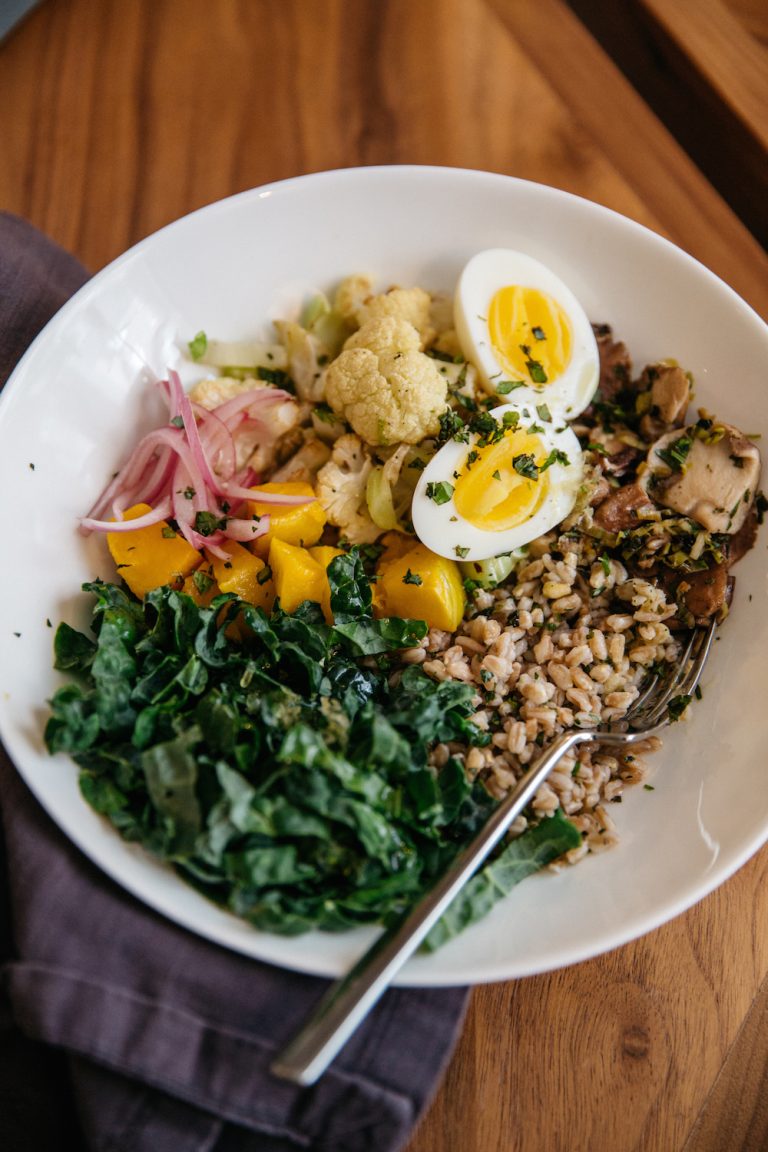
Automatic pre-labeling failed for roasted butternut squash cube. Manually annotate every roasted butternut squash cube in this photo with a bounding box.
[208,540,275,613]
[180,565,220,606]
[246,481,326,559]
[375,542,466,632]
[269,538,332,620]
[107,503,201,599]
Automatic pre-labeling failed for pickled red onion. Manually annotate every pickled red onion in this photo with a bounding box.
[81,370,315,552]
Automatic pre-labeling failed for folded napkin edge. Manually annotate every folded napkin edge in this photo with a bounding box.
[4,959,418,1146]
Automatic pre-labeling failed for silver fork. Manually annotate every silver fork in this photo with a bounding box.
[271,609,721,1085]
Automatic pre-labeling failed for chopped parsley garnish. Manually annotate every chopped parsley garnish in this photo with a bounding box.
[454,545,470,559]
[170,415,184,429]
[182,486,196,500]
[465,449,479,470]
[437,408,468,445]
[520,344,548,384]
[257,366,293,388]
[496,380,525,396]
[193,510,227,536]
[667,694,691,721]
[656,434,692,472]
[257,564,272,585]
[408,457,427,471]
[512,453,539,480]
[403,569,423,586]
[425,480,455,505]
[192,569,214,594]
[188,330,208,361]
[536,404,552,422]
[492,469,501,481]
[313,403,338,425]
[539,448,570,471]
[531,325,547,341]
[161,526,178,539]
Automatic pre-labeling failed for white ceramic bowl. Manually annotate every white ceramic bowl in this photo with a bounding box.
[1,166,766,986]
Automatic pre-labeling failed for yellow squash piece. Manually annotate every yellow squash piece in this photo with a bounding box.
[208,540,275,613]
[375,542,466,632]
[107,503,201,599]
[377,530,415,565]
[246,481,326,559]
[270,538,336,621]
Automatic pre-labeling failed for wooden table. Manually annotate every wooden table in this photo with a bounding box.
[2,2,767,1149]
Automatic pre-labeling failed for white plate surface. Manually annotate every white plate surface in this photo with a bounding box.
[1,166,767,986]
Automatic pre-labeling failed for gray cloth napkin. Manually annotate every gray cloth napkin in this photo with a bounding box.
[0,213,469,1152]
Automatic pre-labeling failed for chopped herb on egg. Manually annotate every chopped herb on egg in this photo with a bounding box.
[512,453,539,480]
[496,380,525,396]
[539,448,571,471]
[454,545,470,559]
[403,569,423,586]
[425,480,455,505]
[519,344,548,384]
[532,325,547,341]
[492,469,501,481]
[536,403,552,422]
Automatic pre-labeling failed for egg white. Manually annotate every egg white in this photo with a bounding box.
[454,249,599,420]
[411,403,584,561]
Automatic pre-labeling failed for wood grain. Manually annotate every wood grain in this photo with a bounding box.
[565,0,768,249]
[1,3,767,1151]
[641,0,768,150]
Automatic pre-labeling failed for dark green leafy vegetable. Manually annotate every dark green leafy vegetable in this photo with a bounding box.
[422,810,581,951]
[45,549,577,946]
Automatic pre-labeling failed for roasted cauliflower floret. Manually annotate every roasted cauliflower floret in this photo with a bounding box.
[315,433,381,544]
[188,377,300,472]
[334,275,374,328]
[324,317,448,446]
[357,286,435,346]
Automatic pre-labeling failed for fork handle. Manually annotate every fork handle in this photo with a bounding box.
[271,728,593,1085]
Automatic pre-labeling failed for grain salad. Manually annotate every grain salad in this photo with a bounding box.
[46,255,763,946]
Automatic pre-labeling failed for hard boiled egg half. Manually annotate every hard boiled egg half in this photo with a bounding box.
[411,404,583,561]
[454,249,599,419]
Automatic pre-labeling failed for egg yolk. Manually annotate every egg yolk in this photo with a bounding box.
[488,286,571,386]
[453,428,550,532]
